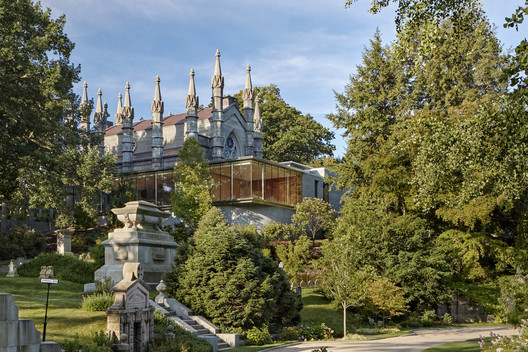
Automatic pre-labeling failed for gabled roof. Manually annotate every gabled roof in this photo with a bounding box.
[105,108,213,136]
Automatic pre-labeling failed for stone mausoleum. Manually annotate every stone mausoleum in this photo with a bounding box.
[81,50,343,227]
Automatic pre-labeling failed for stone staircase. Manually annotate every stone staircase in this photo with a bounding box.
[149,283,240,351]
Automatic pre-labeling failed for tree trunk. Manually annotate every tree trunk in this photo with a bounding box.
[343,301,347,337]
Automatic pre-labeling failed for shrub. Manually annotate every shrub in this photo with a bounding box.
[81,292,114,311]
[479,319,528,351]
[353,327,400,335]
[294,322,334,341]
[441,313,453,325]
[276,326,298,341]
[421,310,437,327]
[95,277,113,294]
[89,243,106,269]
[246,325,272,346]
[0,225,46,260]
[62,331,112,352]
[262,222,303,242]
[18,253,97,284]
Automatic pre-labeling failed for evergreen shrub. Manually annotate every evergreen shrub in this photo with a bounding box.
[18,253,97,284]
[421,310,437,327]
[294,322,334,341]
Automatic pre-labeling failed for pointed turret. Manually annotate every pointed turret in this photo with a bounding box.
[92,89,106,155]
[211,50,225,160]
[79,81,91,132]
[151,75,164,169]
[115,93,123,125]
[185,68,199,140]
[243,64,255,156]
[253,95,263,158]
[121,82,134,173]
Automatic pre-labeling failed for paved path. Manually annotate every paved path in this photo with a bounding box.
[267,326,518,352]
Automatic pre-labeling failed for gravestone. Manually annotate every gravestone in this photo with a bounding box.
[95,201,178,284]
[39,266,54,279]
[107,262,154,352]
[299,280,306,288]
[6,259,18,277]
[56,228,73,255]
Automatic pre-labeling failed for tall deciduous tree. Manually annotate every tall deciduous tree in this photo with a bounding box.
[235,85,335,164]
[0,0,81,200]
[171,138,213,230]
[292,197,336,244]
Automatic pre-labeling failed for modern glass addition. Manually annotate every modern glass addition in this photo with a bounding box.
[116,158,302,208]
[211,159,302,207]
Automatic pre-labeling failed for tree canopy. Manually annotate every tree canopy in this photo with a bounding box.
[0,0,81,200]
[235,85,335,164]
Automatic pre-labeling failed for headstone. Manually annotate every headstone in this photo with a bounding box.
[307,280,313,287]
[314,279,319,286]
[299,280,306,288]
[6,259,18,278]
[278,261,285,271]
[107,262,154,352]
[95,201,178,284]
[39,266,54,279]
[39,266,47,279]
[56,228,73,255]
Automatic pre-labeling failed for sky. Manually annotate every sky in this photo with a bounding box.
[39,0,527,158]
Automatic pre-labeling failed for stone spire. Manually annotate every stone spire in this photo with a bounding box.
[79,81,91,132]
[211,49,224,160]
[121,82,134,173]
[93,89,107,155]
[185,68,199,140]
[151,75,164,169]
[253,95,263,158]
[243,64,255,156]
[115,93,123,125]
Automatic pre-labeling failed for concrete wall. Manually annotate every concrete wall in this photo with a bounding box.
[219,203,295,229]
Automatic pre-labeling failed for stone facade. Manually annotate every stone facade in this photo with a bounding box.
[107,263,154,352]
[94,201,177,284]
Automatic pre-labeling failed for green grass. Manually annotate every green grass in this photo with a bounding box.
[230,341,297,352]
[0,276,107,344]
[422,337,487,351]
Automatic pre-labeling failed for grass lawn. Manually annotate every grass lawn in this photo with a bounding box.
[0,276,107,344]
[229,342,297,352]
[300,287,411,338]
[422,337,486,351]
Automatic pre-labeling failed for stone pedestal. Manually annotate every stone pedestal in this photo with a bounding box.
[95,201,178,285]
[56,228,73,255]
[6,259,19,277]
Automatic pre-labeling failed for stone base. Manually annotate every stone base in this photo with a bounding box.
[95,264,171,285]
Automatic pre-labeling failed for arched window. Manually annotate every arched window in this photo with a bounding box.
[222,133,239,159]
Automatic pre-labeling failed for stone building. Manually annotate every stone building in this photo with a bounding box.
[84,50,343,227]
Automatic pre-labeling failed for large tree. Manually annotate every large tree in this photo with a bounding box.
[171,138,213,231]
[0,0,81,200]
[235,85,335,164]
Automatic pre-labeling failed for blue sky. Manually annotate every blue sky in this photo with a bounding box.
[39,0,526,158]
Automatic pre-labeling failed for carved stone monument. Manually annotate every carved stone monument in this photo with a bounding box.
[56,228,73,255]
[107,263,154,352]
[6,259,18,278]
[94,201,177,284]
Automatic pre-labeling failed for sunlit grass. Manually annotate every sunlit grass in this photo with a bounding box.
[0,276,106,344]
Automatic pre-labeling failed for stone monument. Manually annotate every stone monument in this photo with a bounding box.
[95,201,177,284]
[6,259,18,278]
[107,262,154,352]
[56,228,73,255]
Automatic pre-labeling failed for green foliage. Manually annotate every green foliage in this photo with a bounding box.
[81,292,114,311]
[0,0,81,200]
[479,319,528,351]
[110,180,136,227]
[421,310,437,327]
[292,198,336,243]
[276,235,312,282]
[294,322,334,341]
[497,275,528,325]
[366,278,408,326]
[353,327,400,335]
[18,253,97,284]
[0,225,46,260]
[89,243,106,269]
[246,325,272,346]
[151,310,213,352]
[262,222,303,242]
[95,277,113,294]
[171,138,213,230]
[62,331,112,352]
[441,313,453,325]
[234,84,335,164]
[164,207,302,330]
